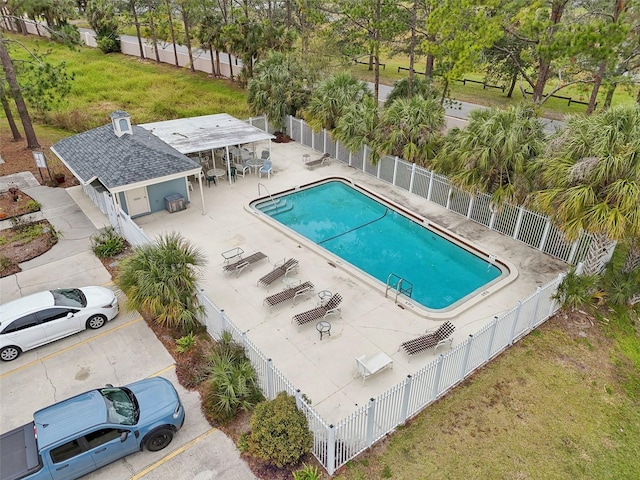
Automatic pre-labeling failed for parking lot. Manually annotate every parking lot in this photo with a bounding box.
[0,180,256,480]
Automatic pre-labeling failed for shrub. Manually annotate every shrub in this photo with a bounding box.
[91,227,126,258]
[25,200,41,212]
[176,332,197,353]
[203,342,263,424]
[248,392,313,468]
[115,232,206,333]
[293,463,322,480]
[97,36,121,54]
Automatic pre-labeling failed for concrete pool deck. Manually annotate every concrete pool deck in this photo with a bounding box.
[74,141,568,423]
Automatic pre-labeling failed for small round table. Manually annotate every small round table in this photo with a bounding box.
[317,290,332,306]
[316,321,331,340]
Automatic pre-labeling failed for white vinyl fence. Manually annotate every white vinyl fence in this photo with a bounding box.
[285,115,591,266]
[91,122,570,474]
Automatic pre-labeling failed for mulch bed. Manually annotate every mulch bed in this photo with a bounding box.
[0,189,58,277]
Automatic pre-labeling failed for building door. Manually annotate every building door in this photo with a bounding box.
[124,187,150,217]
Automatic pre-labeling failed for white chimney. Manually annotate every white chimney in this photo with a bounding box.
[109,110,133,137]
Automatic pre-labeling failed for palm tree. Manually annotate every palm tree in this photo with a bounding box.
[534,104,640,275]
[303,72,372,131]
[333,95,379,153]
[432,104,545,205]
[247,51,311,133]
[116,232,206,333]
[371,96,445,165]
[385,76,437,106]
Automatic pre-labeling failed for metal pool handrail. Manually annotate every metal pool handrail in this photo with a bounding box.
[385,273,414,305]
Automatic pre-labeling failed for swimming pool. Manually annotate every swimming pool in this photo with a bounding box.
[252,179,508,312]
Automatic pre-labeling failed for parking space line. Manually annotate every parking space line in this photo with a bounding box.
[130,428,218,480]
[0,316,143,379]
[150,365,177,377]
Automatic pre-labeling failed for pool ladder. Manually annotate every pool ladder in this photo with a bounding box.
[385,273,413,305]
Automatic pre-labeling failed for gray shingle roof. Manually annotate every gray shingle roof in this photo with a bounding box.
[51,125,200,190]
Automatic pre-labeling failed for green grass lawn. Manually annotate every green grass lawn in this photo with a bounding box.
[5,33,249,133]
[337,315,640,480]
[348,54,637,119]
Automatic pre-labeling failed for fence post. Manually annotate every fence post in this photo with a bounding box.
[509,302,522,344]
[427,171,434,201]
[513,206,525,240]
[348,151,353,167]
[567,238,580,265]
[327,424,336,475]
[488,210,496,230]
[392,157,399,186]
[548,273,565,316]
[538,220,552,251]
[409,163,416,193]
[486,317,498,361]
[445,187,452,210]
[399,375,413,424]
[220,309,227,333]
[432,355,444,400]
[266,358,274,399]
[295,388,302,409]
[460,335,473,378]
[466,195,474,218]
[323,128,327,154]
[529,286,543,330]
[365,398,376,447]
[311,129,315,151]
[241,331,248,348]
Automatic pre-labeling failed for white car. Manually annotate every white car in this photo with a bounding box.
[0,286,119,361]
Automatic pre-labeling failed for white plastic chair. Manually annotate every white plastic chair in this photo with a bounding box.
[259,159,272,179]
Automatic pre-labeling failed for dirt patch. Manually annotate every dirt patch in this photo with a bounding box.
[0,189,40,219]
[1,130,78,188]
[0,219,59,277]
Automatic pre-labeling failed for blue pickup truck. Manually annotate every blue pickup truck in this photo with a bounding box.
[0,377,185,480]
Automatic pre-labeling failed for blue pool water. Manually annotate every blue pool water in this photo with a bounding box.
[253,181,502,310]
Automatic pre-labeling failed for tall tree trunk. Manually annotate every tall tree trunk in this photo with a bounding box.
[407,0,417,99]
[603,83,616,109]
[425,53,434,78]
[623,242,640,273]
[215,50,220,76]
[149,13,160,63]
[636,88,640,106]
[0,35,40,148]
[0,85,22,141]
[582,232,615,275]
[181,9,195,72]
[228,51,234,79]
[166,0,179,66]
[506,71,517,98]
[209,46,216,75]
[532,0,567,103]
[130,0,145,59]
[586,60,606,114]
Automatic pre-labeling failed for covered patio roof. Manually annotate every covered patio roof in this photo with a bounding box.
[139,113,274,155]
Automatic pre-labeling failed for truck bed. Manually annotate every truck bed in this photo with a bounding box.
[0,422,42,480]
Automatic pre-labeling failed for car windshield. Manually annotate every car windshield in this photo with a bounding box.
[100,387,139,425]
[51,288,87,308]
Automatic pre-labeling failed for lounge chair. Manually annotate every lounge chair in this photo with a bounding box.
[257,258,299,287]
[304,153,330,170]
[264,281,315,309]
[354,352,394,386]
[292,293,342,326]
[399,321,455,356]
[223,251,267,277]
